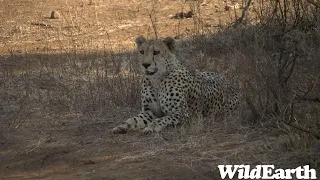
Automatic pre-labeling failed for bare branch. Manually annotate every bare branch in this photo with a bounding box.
[306,0,320,8]
[283,121,320,140]
[234,0,252,27]
[147,0,159,39]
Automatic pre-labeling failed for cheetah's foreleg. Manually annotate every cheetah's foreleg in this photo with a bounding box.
[142,113,183,134]
[112,110,156,134]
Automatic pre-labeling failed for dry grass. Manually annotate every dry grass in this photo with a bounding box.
[0,0,320,179]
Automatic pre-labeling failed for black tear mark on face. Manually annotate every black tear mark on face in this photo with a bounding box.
[153,50,160,55]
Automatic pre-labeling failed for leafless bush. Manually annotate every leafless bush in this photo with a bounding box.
[0,47,141,132]
[222,0,320,138]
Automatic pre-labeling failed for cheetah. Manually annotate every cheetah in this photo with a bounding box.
[112,36,239,134]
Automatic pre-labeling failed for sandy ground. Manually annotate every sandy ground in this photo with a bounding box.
[0,0,238,53]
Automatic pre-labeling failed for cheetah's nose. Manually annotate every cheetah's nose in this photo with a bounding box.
[142,63,151,69]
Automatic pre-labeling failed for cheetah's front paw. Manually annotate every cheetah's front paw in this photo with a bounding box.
[112,125,128,134]
[142,127,154,135]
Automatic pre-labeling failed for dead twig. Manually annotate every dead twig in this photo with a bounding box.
[31,22,55,28]
[306,0,320,8]
[147,0,159,39]
[283,120,320,140]
[233,0,252,27]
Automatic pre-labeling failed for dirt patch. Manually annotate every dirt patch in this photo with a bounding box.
[1,109,318,179]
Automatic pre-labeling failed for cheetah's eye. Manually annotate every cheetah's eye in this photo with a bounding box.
[140,50,144,54]
[153,51,160,55]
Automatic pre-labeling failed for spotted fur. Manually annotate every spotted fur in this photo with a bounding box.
[112,36,239,134]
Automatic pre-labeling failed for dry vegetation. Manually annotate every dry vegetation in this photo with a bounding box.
[0,0,319,179]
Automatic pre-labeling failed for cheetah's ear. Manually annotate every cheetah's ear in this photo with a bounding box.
[163,37,175,52]
[135,36,146,47]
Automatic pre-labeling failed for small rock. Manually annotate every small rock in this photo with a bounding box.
[88,0,96,5]
[185,11,194,18]
[224,5,231,11]
[171,10,194,19]
[50,11,60,19]
[83,160,96,165]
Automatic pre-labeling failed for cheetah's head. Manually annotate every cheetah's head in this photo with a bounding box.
[135,36,176,76]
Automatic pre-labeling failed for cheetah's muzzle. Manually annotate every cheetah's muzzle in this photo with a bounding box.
[146,68,158,76]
